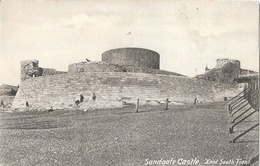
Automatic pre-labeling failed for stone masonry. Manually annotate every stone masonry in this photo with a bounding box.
[12,48,248,110]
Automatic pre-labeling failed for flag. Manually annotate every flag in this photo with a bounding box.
[126,31,131,35]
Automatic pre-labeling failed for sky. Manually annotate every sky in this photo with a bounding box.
[0,0,259,86]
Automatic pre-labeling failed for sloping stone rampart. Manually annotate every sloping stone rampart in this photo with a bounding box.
[68,62,185,77]
[12,72,214,110]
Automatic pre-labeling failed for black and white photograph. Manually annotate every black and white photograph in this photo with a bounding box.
[0,0,259,165]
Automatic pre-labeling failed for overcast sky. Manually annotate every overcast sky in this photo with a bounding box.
[0,0,259,86]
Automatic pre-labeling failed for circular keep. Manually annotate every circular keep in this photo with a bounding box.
[102,47,160,69]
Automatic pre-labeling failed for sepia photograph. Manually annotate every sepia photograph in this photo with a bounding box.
[0,0,259,165]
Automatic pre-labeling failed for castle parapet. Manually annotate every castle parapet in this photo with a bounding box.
[21,60,66,82]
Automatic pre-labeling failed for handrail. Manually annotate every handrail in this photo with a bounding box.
[229,110,258,133]
[231,106,252,123]
[231,89,256,108]
[229,79,258,144]
[231,93,253,110]
[230,123,259,143]
[230,98,249,113]
[223,90,244,105]
[229,89,256,113]
[230,94,258,116]
[231,102,250,117]
[228,89,251,108]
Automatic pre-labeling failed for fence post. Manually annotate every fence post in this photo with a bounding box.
[194,98,197,105]
[135,98,139,113]
[165,98,169,110]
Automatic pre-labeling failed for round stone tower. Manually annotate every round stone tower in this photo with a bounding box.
[102,47,160,69]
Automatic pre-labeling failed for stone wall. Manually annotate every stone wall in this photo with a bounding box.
[68,62,125,73]
[216,58,241,69]
[240,69,258,76]
[123,66,186,77]
[212,83,242,101]
[68,61,185,77]
[42,68,67,76]
[12,72,214,110]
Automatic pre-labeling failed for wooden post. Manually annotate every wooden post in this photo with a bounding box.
[165,98,169,110]
[194,98,197,105]
[135,98,139,113]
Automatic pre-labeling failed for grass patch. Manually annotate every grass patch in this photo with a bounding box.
[0,102,258,166]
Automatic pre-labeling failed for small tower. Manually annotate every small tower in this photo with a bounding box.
[21,60,39,82]
[216,59,241,79]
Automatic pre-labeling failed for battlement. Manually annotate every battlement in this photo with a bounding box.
[20,60,66,82]
[68,61,125,73]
